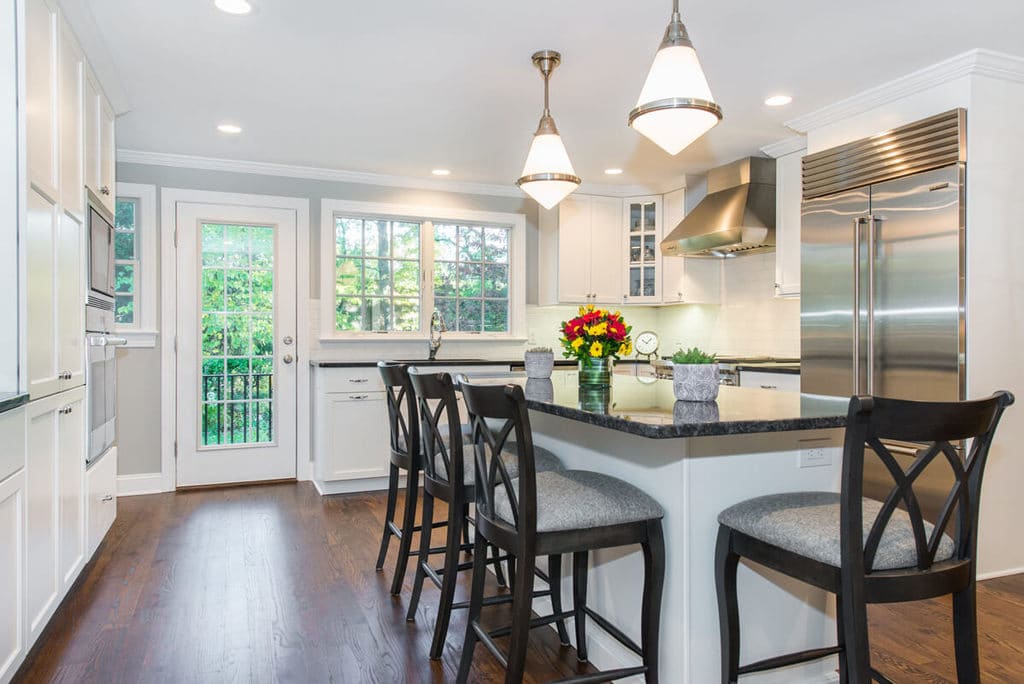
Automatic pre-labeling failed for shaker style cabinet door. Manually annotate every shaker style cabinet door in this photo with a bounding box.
[588,196,622,304]
[56,212,85,391]
[98,97,116,214]
[314,393,390,481]
[58,16,84,221]
[26,189,61,399]
[26,0,60,199]
[83,72,101,194]
[25,396,60,643]
[57,392,85,589]
[0,469,26,683]
[555,196,593,303]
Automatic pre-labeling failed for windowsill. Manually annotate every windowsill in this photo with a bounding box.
[115,330,160,349]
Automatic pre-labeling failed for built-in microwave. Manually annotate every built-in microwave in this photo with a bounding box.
[88,192,115,302]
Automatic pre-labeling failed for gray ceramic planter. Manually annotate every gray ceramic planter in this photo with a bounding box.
[524,350,554,378]
[672,363,720,402]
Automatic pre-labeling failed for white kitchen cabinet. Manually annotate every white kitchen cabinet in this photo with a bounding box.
[26,0,59,200]
[85,446,116,558]
[0,407,26,684]
[57,392,85,589]
[538,194,622,305]
[315,391,390,481]
[0,468,26,684]
[25,387,85,643]
[622,196,661,304]
[772,146,805,298]
[660,187,721,304]
[26,189,83,400]
[738,369,801,393]
[58,17,84,221]
[83,68,115,214]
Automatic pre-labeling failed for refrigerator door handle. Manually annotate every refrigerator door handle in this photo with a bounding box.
[853,216,868,394]
[867,215,881,396]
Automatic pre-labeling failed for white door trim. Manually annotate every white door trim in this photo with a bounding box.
[159,188,310,492]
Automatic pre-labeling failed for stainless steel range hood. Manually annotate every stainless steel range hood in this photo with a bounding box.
[661,156,776,258]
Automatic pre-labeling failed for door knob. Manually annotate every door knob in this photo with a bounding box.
[282,354,294,364]
[282,335,294,345]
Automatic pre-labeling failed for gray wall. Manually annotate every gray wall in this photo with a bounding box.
[114,161,540,476]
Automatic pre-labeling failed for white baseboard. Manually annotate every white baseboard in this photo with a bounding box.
[313,475,400,496]
[116,472,167,497]
[978,566,1024,581]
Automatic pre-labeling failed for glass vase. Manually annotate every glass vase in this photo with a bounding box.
[578,356,613,387]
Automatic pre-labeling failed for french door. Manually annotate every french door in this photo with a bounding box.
[175,203,297,487]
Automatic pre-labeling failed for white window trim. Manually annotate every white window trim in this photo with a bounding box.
[116,182,158,347]
[319,199,527,341]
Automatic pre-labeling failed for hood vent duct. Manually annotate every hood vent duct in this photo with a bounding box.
[661,156,776,258]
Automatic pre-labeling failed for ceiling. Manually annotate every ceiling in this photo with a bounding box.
[84,0,1024,193]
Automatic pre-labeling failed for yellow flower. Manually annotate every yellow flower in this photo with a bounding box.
[578,305,586,316]
[571,337,585,351]
[587,321,608,337]
[586,303,595,312]
[621,341,633,356]
[589,341,604,357]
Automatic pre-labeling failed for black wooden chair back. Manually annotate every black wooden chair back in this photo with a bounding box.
[459,381,537,542]
[407,368,465,486]
[377,362,418,469]
[841,392,1014,576]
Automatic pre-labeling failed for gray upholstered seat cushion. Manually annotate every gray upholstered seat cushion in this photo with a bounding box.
[434,442,564,486]
[718,491,956,571]
[493,470,665,532]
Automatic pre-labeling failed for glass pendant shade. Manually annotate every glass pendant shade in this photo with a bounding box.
[515,50,581,209]
[517,130,580,210]
[629,4,723,155]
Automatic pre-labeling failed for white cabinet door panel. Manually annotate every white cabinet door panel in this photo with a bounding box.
[86,446,116,557]
[25,396,59,640]
[774,149,804,298]
[58,393,85,588]
[315,393,389,481]
[26,0,59,198]
[58,18,84,221]
[0,469,26,683]
[83,73,100,194]
[590,196,623,304]
[98,97,116,213]
[26,189,60,399]
[556,196,592,303]
[56,213,84,390]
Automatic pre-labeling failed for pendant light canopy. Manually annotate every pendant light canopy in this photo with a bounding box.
[629,0,722,155]
[516,50,581,210]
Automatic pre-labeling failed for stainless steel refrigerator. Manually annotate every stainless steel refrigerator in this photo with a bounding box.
[800,109,966,514]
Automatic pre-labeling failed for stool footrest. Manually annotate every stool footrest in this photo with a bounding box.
[450,590,546,611]
[583,606,642,657]
[486,610,574,639]
[738,645,843,675]
[549,666,648,684]
[471,622,509,670]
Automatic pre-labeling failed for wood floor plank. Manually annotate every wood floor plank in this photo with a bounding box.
[13,482,1024,683]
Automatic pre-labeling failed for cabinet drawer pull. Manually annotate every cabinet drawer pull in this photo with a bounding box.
[349,378,369,383]
[348,394,370,400]
[101,494,114,502]
[759,385,778,390]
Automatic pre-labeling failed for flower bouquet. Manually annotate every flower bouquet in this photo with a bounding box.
[559,305,633,386]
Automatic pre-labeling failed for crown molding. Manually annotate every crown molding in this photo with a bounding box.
[786,49,1024,134]
[760,135,807,159]
[116,149,666,200]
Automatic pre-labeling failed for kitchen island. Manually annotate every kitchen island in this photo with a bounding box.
[471,371,849,684]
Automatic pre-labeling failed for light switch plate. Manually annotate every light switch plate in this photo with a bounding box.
[799,446,831,468]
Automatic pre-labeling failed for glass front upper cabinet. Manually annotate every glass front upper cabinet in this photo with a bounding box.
[624,197,661,303]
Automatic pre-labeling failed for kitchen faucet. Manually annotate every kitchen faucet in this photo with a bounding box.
[428,310,447,360]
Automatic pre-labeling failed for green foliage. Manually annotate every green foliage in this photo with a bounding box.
[671,347,717,365]
[527,346,552,353]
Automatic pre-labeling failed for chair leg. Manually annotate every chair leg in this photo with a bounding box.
[714,526,740,684]
[641,520,666,684]
[389,465,419,595]
[462,502,471,551]
[456,531,489,684]
[572,551,589,663]
[491,543,508,587]
[548,554,570,645]
[505,550,537,684]
[952,580,981,684]
[507,555,517,592]
[375,464,400,571]
[835,593,848,684]
[406,492,434,621]
[838,582,871,683]
[429,496,466,659]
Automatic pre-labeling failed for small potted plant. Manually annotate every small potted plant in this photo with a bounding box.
[524,346,555,379]
[671,347,720,402]
[559,305,633,387]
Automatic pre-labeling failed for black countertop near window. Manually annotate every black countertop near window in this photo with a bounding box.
[310,358,644,369]
[458,373,846,439]
[0,392,29,415]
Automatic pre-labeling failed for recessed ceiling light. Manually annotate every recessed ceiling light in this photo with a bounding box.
[764,94,793,107]
[214,0,252,15]
[604,168,624,175]
[217,123,242,134]
[431,169,451,176]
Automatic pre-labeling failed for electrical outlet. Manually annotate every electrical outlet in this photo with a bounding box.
[799,446,831,468]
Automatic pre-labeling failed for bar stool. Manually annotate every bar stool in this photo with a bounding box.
[715,391,1013,684]
[406,368,569,660]
[458,380,666,684]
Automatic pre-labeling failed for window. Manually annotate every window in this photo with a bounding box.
[114,183,158,346]
[321,200,525,339]
[114,198,139,325]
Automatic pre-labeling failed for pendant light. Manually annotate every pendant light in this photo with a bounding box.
[516,50,581,210]
[628,0,722,155]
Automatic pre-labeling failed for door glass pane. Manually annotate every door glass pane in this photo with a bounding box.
[630,204,641,232]
[200,223,275,447]
[630,267,641,296]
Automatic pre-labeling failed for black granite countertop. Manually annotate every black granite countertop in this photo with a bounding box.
[310,358,648,368]
[0,392,29,415]
[460,373,847,439]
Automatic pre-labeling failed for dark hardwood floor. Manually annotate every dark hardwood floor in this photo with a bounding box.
[14,481,1024,683]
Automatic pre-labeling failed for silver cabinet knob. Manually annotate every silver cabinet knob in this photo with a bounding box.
[282,353,294,364]
[100,186,110,195]
[282,335,294,345]
[101,494,114,502]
